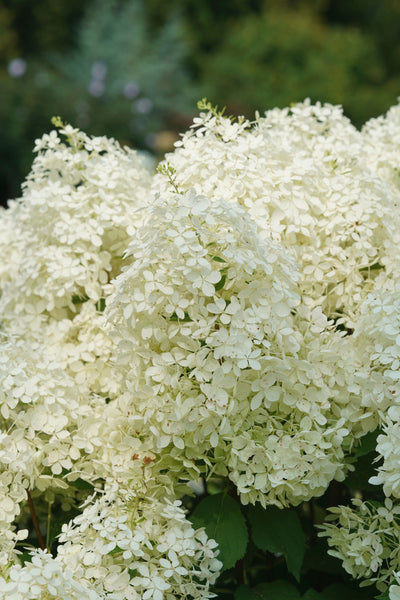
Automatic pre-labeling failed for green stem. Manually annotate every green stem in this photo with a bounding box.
[46,501,53,551]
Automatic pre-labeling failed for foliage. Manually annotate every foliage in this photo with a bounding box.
[3,0,400,208]
[0,0,196,205]
[2,99,400,598]
[199,7,400,126]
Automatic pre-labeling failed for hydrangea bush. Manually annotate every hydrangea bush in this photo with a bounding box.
[2,100,400,599]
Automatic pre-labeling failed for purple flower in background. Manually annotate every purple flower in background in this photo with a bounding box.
[7,58,27,78]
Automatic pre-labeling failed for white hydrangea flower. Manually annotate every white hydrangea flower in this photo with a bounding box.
[363,100,400,195]
[0,549,101,600]
[319,498,400,593]
[3,102,400,598]
[0,522,28,570]
[55,482,221,600]
[349,279,400,497]
[156,100,396,323]
[108,189,374,506]
[0,123,153,401]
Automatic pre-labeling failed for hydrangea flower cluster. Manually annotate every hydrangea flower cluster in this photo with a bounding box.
[320,497,400,593]
[0,123,221,597]
[0,121,152,399]
[56,482,221,600]
[155,100,398,324]
[108,188,376,507]
[2,99,400,596]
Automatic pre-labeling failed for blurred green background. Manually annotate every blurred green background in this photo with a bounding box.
[1,0,400,206]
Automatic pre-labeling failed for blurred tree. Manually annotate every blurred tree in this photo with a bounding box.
[50,0,198,145]
[2,0,88,55]
[0,0,197,205]
[0,5,19,64]
[325,0,400,72]
[1,0,400,206]
[197,7,400,126]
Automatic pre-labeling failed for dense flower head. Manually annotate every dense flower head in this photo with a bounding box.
[362,99,400,193]
[353,278,400,404]
[55,482,221,600]
[319,497,400,593]
[0,549,102,600]
[2,101,400,597]
[108,189,375,506]
[1,124,152,321]
[155,100,397,323]
[348,279,400,498]
[0,123,153,404]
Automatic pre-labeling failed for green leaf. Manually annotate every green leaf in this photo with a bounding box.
[72,294,89,304]
[247,505,306,582]
[69,477,95,491]
[46,504,81,552]
[211,256,227,263]
[255,581,300,600]
[18,551,33,566]
[108,545,123,555]
[169,311,192,322]
[128,568,138,579]
[359,262,383,273]
[235,584,259,600]
[215,273,226,291]
[236,581,301,600]
[302,539,343,575]
[343,452,379,492]
[353,429,380,458]
[95,297,106,312]
[190,493,248,571]
[302,590,326,600]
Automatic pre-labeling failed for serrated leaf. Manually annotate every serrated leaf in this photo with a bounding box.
[353,429,380,458]
[190,493,248,571]
[247,505,306,582]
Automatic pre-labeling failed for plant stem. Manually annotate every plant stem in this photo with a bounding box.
[46,501,53,551]
[27,490,46,550]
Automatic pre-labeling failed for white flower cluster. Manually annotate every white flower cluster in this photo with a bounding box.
[321,276,400,590]
[155,100,397,323]
[2,99,400,596]
[0,125,221,597]
[320,497,400,593]
[0,122,152,399]
[108,188,375,507]
[56,482,221,600]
